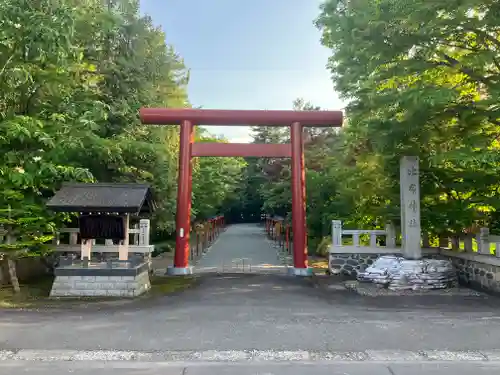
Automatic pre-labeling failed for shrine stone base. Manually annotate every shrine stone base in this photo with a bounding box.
[50,261,151,298]
[329,248,440,279]
[329,247,500,295]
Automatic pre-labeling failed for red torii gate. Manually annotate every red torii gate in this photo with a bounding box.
[140,108,343,276]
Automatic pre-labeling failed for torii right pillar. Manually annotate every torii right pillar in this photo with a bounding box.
[289,122,311,276]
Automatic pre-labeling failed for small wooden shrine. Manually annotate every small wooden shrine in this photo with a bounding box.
[46,183,156,298]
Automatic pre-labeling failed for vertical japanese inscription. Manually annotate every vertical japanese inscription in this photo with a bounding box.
[400,156,421,259]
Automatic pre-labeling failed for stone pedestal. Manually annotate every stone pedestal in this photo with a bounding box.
[166,266,193,276]
[50,260,151,297]
[357,255,457,290]
[287,267,313,276]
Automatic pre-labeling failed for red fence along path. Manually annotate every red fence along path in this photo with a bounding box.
[140,108,343,276]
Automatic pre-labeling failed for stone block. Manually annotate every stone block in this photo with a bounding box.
[110,282,128,290]
[126,283,137,290]
[67,290,83,296]
[52,282,72,289]
[120,290,133,297]
[49,269,151,298]
[79,290,95,297]
[94,283,111,289]
[74,282,91,290]
[93,289,108,297]
[106,290,122,297]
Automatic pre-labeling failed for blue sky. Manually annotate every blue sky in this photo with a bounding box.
[139,0,344,142]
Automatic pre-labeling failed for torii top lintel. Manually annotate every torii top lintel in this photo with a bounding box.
[140,108,343,127]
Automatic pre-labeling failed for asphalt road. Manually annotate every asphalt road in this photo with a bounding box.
[1,224,500,374]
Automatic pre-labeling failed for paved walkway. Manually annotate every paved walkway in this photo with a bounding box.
[2,360,500,374]
[194,224,286,274]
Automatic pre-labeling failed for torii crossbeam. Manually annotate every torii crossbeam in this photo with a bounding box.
[140,108,343,276]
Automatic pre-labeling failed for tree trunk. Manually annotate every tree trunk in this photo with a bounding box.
[5,233,20,293]
[7,257,20,294]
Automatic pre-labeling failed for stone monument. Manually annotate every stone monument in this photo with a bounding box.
[357,156,457,290]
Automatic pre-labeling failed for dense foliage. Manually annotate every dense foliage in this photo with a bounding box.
[0,0,243,260]
[315,0,500,235]
[3,0,500,264]
[238,0,500,254]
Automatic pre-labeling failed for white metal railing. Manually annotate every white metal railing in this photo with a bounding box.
[331,220,500,258]
[52,219,153,257]
[488,234,500,256]
[331,220,396,249]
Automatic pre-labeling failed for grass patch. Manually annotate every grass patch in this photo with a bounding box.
[0,274,197,309]
[151,240,175,257]
[309,258,329,269]
[0,276,120,309]
[0,275,54,309]
[149,275,197,295]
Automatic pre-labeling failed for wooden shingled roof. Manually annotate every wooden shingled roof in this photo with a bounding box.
[46,183,156,214]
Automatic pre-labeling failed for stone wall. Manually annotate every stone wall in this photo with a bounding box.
[440,251,500,294]
[329,253,380,278]
[330,248,500,294]
[50,270,151,297]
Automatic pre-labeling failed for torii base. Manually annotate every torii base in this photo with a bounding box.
[166,266,193,276]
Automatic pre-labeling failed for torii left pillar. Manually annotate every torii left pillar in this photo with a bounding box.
[170,120,194,275]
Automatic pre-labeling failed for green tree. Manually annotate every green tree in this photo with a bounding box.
[315,0,500,237]
[192,130,246,221]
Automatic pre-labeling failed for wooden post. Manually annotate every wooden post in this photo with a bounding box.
[385,222,396,248]
[196,231,200,257]
[286,225,290,253]
[139,219,150,245]
[353,232,360,247]
[133,223,139,245]
[463,234,474,252]
[421,233,430,248]
[118,214,129,261]
[81,240,91,261]
[439,235,449,249]
[52,232,60,246]
[332,220,342,248]
[70,232,78,245]
[477,227,490,255]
